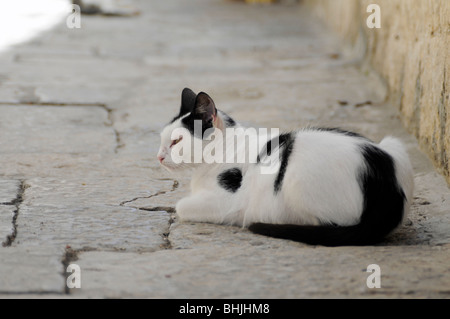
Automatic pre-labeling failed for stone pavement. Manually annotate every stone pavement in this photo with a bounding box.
[0,0,449,298]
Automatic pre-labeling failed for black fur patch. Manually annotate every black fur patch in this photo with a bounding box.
[217,110,236,128]
[181,112,235,139]
[357,143,405,241]
[217,168,243,193]
[273,133,295,194]
[181,92,216,139]
[223,115,236,127]
[181,112,215,139]
[171,88,196,124]
[257,133,292,164]
[181,112,201,137]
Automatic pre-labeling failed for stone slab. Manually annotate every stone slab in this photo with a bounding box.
[0,206,15,246]
[72,244,450,298]
[0,246,65,294]
[21,176,176,208]
[169,222,304,250]
[14,205,170,252]
[1,54,144,87]
[0,82,129,105]
[0,105,116,154]
[0,179,19,204]
[0,153,165,178]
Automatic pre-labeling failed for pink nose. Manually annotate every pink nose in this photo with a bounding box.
[157,155,165,163]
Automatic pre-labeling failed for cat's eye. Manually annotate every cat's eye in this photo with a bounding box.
[170,136,183,148]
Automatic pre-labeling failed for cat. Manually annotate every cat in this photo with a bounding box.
[157,88,414,246]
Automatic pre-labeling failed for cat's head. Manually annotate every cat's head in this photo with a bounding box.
[157,88,236,171]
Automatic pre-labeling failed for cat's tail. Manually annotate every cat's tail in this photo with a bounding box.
[249,137,414,247]
[248,223,374,247]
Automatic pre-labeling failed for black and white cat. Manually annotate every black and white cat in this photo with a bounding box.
[157,88,414,246]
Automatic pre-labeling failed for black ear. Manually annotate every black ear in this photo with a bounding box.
[192,92,217,131]
[179,88,196,116]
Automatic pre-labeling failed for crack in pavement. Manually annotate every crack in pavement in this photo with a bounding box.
[161,214,176,250]
[2,180,27,247]
[138,206,176,213]
[61,246,102,295]
[119,180,179,207]
[119,179,180,251]
[61,246,80,295]
[101,103,125,154]
[0,201,16,206]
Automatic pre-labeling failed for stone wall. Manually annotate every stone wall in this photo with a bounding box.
[304,0,450,185]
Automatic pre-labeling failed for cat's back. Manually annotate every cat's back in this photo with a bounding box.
[278,128,368,225]
[290,128,368,172]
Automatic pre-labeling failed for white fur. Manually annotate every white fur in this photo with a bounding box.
[158,113,414,229]
[378,136,414,221]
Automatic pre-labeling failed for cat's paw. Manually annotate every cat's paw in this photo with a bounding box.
[175,197,196,222]
[175,193,228,224]
[175,194,221,223]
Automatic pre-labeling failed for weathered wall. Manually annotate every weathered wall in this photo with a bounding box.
[304,0,450,184]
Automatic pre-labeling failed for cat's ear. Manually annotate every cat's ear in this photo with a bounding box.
[180,88,196,116]
[192,92,217,130]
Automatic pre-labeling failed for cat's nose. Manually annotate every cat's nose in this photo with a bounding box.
[157,155,165,163]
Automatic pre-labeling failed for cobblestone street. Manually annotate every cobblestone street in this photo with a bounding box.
[0,0,449,298]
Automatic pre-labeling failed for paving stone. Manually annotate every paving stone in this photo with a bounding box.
[0,105,116,154]
[0,180,20,245]
[72,244,450,298]
[0,246,65,294]
[21,175,175,206]
[14,205,170,252]
[0,294,74,299]
[1,54,145,87]
[0,179,19,204]
[0,206,15,245]
[0,153,163,178]
[169,222,304,250]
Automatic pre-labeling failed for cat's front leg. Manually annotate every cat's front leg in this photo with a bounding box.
[176,192,225,224]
